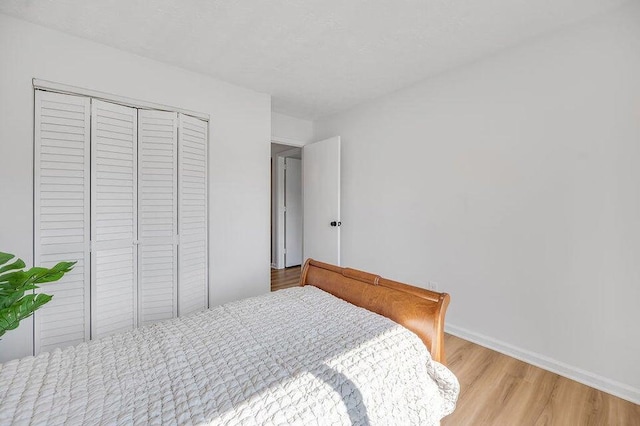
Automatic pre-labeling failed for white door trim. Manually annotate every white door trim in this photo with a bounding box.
[274,157,286,269]
[271,136,306,147]
[271,140,304,269]
[33,78,210,122]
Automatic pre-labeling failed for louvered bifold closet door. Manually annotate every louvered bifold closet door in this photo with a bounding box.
[91,100,138,339]
[138,110,178,325]
[34,91,91,354]
[177,114,208,315]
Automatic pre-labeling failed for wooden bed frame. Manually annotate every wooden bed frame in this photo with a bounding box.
[300,259,451,364]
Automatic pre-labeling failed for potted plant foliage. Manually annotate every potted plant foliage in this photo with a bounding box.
[0,252,75,338]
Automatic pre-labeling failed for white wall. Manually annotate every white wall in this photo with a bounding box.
[314,2,640,403]
[0,14,271,362]
[272,112,314,145]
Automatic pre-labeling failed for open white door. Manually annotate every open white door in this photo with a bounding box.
[303,136,341,265]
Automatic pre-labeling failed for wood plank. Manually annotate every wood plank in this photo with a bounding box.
[442,333,640,425]
[270,266,302,292]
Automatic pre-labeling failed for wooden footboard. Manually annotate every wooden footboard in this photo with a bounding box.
[300,259,451,364]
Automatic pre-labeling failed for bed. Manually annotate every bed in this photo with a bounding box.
[0,259,459,425]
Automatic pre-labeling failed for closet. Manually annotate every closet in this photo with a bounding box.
[33,90,208,354]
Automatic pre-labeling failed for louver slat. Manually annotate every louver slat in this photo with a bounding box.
[138,110,178,325]
[91,100,138,339]
[34,91,91,354]
[178,114,208,315]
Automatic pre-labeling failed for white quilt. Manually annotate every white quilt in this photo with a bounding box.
[0,286,459,425]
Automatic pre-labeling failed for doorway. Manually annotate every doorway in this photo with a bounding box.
[271,143,303,271]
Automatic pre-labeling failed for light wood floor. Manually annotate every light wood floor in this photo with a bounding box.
[270,267,640,425]
[442,334,640,425]
[271,265,302,291]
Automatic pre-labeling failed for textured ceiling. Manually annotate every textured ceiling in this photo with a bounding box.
[0,0,628,119]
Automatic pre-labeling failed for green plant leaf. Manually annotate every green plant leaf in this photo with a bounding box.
[0,282,37,297]
[26,262,76,284]
[50,261,76,273]
[0,293,53,338]
[20,267,49,286]
[0,287,26,308]
[0,270,27,286]
[0,258,26,274]
[0,251,74,339]
[0,252,14,267]
[0,258,24,274]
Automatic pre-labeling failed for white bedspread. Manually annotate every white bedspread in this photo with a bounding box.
[0,286,459,425]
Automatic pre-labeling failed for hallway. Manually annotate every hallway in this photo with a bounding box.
[270,266,301,292]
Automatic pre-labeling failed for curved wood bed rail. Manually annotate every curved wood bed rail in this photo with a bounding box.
[300,258,451,364]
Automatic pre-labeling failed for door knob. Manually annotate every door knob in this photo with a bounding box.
[330,221,342,227]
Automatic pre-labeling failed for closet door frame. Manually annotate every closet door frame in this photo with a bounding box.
[33,80,210,350]
[33,79,209,122]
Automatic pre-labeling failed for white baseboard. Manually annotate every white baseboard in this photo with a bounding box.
[270,263,277,269]
[446,323,640,405]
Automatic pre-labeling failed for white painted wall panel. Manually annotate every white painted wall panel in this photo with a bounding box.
[314,3,640,402]
[271,112,313,144]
